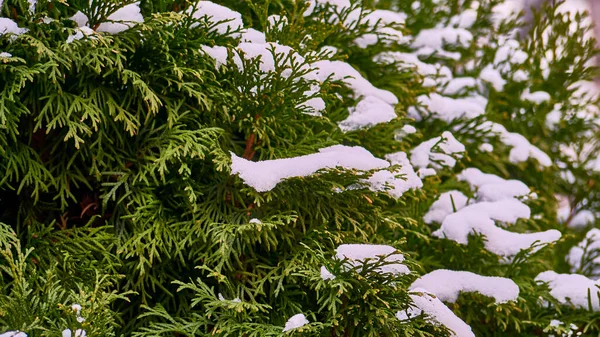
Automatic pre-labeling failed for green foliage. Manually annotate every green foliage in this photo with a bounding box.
[1,0,600,336]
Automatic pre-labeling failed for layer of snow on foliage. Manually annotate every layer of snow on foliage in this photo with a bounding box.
[412,27,473,49]
[67,27,96,43]
[409,93,485,122]
[366,152,423,198]
[558,202,595,228]
[0,332,27,337]
[375,52,453,87]
[450,9,478,28]
[567,228,600,276]
[241,28,266,44]
[411,132,465,170]
[433,199,561,257]
[410,269,519,303]
[457,168,530,202]
[312,60,398,104]
[335,244,410,275]
[62,329,86,337]
[480,122,552,167]
[397,288,475,337]
[283,314,309,332]
[320,266,335,280]
[70,3,143,34]
[230,145,389,192]
[521,89,551,104]
[339,96,397,131]
[189,1,243,35]
[303,0,351,16]
[350,10,409,48]
[424,190,469,224]
[535,271,600,310]
[442,77,478,95]
[479,65,506,91]
[97,2,143,34]
[555,195,596,229]
[0,18,29,38]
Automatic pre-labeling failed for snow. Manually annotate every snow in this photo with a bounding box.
[402,125,416,134]
[375,52,452,87]
[442,77,478,95]
[0,52,12,58]
[282,314,309,332]
[188,1,243,35]
[457,168,530,202]
[409,94,485,122]
[71,303,85,323]
[480,122,552,167]
[564,210,596,229]
[479,143,493,152]
[66,27,96,43]
[366,152,423,198]
[0,18,29,38]
[96,2,143,34]
[312,60,398,105]
[521,89,551,104]
[493,39,528,70]
[433,199,561,257]
[412,27,473,49]
[480,65,506,91]
[267,14,288,31]
[70,11,89,27]
[567,228,600,275]
[249,218,262,224]
[535,271,600,311]
[0,332,27,337]
[424,191,469,224]
[218,293,241,302]
[410,269,519,303]
[335,244,410,275]
[303,0,351,16]
[398,288,475,337]
[410,132,465,170]
[241,28,266,44]
[62,330,86,337]
[320,266,335,280]
[450,9,478,28]
[418,168,437,178]
[339,96,397,131]
[230,145,389,192]
[350,10,409,48]
[235,42,307,75]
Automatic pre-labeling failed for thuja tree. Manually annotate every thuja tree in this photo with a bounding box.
[1,0,600,336]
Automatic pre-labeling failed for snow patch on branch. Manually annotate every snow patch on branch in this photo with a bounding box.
[457,168,530,202]
[424,191,469,224]
[230,145,389,192]
[411,132,465,170]
[283,314,309,332]
[335,244,410,275]
[188,1,243,35]
[535,271,600,311]
[433,199,560,257]
[312,60,398,105]
[397,288,475,337]
[366,151,423,198]
[567,228,600,276]
[339,96,397,132]
[410,269,519,303]
[408,93,486,122]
